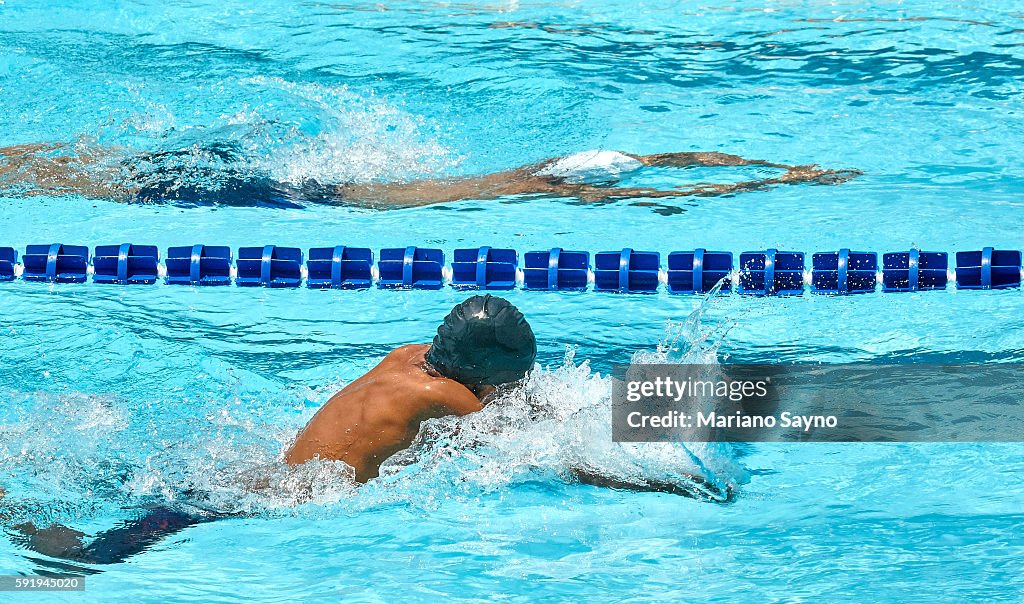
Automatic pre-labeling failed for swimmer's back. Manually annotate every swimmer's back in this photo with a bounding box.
[284,344,482,481]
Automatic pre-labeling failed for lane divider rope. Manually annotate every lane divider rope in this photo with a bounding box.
[0,244,1022,294]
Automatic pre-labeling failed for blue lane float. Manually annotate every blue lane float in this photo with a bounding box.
[93,244,160,285]
[2,243,1023,295]
[955,248,1022,290]
[0,247,16,282]
[594,249,660,293]
[522,248,589,291]
[237,245,303,288]
[307,246,373,289]
[882,250,947,292]
[811,249,878,295]
[451,247,517,290]
[378,247,444,289]
[22,244,89,283]
[667,249,732,294]
[165,245,232,286]
[738,250,804,296]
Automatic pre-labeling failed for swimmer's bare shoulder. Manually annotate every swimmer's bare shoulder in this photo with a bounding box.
[386,344,485,413]
[327,344,482,414]
[283,344,482,479]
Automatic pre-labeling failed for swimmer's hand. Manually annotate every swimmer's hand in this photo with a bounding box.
[570,468,733,503]
[0,487,11,524]
[11,522,87,559]
[781,165,862,185]
[556,160,861,204]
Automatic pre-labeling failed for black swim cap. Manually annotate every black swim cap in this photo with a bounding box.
[426,295,536,386]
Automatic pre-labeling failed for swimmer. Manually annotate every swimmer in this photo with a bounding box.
[3,295,728,566]
[284,294,731,498]
[284,293,539,481]
[0,142,860,208]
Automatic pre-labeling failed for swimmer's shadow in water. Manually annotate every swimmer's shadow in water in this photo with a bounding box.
[564,196,702,216]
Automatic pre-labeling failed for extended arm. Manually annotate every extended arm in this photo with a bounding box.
[570,468,733,503]
[0,142,129,200]
[10,506,215,565]
[634,151,790,169]
[557,164,861,203]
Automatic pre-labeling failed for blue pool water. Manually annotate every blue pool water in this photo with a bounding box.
[3,0,1024,601]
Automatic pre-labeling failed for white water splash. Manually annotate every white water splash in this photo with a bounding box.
[247,76,459,185]
[46,76,462,200]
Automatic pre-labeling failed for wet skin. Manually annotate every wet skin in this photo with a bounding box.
[284,344,489,482]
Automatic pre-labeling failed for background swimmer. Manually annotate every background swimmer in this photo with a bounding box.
[0,142,860,208]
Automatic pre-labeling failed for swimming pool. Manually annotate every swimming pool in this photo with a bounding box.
[2,0,1024,601]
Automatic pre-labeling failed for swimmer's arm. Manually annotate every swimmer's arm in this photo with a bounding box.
[0,486,21,524]
[0,486,8,523]
[569,467,733,502]
[559,165,862,203]
[632,151,791,170]
[331,167,545,208]
[0,142,130,200]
